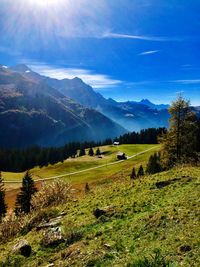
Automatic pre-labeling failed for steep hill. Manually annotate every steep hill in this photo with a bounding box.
[0,166,199,266]
[0,66,125,148]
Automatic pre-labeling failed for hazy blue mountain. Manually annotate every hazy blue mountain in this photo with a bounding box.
[139,99,169,110]
[0,65,126,148]
[11,64,200,133]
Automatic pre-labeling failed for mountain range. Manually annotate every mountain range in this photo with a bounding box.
[0,65,125,148]
[8,64,171,131]
[1,63,198,148]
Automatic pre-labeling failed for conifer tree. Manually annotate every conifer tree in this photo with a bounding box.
[137,165,144,177]
[85,182,90,193]
[146,153,162,174]
[0,172,7,221]
[130,167,136,179]
[15,171,37,215]
[160,96,198,167]
[79,148,86,157]
[96,148,101,156]
[88,148,94,156]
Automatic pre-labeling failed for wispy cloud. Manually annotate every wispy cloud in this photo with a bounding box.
[173,79,200,85]
[138,50,159,56]
[29,64,122,89]
[102,32,180,42]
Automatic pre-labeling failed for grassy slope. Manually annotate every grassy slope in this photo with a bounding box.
[3,144,158,184]
[0,166,199,266]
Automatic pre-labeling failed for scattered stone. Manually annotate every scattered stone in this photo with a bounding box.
[179,245,192,252]
[104,243,112,249]
[12,239,32,257]
[42,227,65,247]
[37,217,62,230]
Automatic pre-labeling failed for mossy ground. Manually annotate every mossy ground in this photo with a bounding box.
[0,166,199,266]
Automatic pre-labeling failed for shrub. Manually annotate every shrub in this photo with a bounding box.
[31,179,71,210]
[0,214,27,243]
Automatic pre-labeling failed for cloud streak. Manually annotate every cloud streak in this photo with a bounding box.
[102,32,180,42]
[173,79,200,85]
[29,64,122,89]
[138,50,159,56]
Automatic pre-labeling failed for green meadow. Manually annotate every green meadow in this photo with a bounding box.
[3,144,160,185]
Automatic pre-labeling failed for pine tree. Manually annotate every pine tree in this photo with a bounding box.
[88,148,94,156]
[160,96,198,167]
[85,182,90,193]
[79,148,86,157]
[146,153,162,174]
[137,165,144,177]
[15,171,37,215]
[130,167,136,179]
[96,148,101,156]
[0,172,7,221]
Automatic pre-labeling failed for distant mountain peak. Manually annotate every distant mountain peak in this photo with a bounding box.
[139,99,169,110]
[11,64,32,73]
[140,99,152,105]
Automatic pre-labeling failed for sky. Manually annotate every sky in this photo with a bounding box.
[0,0,200,105]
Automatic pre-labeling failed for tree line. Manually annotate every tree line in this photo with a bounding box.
[0,128,164,172]
[114,128,167,144]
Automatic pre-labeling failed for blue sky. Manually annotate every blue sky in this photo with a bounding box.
[0,0,200,105]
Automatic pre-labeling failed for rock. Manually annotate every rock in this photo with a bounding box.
[93,206,115,219]
[37,217,62,230]
[42,227,65,247]
[179,245,192,252]
[12,239,32,257]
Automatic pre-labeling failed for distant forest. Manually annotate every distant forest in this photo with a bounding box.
[0,128,165,172]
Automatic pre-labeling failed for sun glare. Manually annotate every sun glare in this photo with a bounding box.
[28,0,60,8]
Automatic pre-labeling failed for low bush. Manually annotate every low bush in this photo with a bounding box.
[0,214,28,243]
[31,179,71,210]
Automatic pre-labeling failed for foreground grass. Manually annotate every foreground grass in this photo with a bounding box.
[0,166,199,266]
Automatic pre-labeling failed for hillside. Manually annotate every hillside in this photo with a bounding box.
[0,166,199,266]
[0,66,125,148]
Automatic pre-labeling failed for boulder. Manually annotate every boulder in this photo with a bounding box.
[12,239,32,257]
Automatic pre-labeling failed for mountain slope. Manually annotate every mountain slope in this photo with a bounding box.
[11,65,170,131]
[0,66,126,148]
[0,166,199,266]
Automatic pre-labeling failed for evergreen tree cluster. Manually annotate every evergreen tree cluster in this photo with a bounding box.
[0,140,111,172]
[115,128,166,144]
[130,165,145,179]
